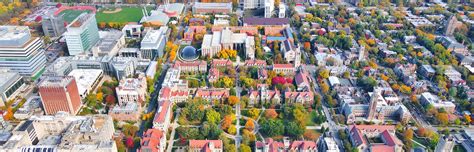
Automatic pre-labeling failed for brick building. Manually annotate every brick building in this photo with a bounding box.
[38,76,82,115]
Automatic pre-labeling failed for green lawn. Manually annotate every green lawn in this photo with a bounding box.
[60,9,91,23]
[305,111,317,126]
[96,7,153,23]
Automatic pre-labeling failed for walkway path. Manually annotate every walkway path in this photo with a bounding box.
[166,109,181,152]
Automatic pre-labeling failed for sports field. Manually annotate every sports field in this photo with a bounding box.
[95,7,153,23]
[60,9,91,23]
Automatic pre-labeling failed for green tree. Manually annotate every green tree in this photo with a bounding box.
[286,121,305,137]
[239,144,252,152]
[200,122,222,139]
[206,109,221,125]
[260,119,285,137]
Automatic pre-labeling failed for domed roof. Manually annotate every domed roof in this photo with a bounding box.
[180,46,199,61]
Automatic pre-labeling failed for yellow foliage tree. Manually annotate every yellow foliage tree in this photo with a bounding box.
[381,74,389,81]
[217,49,237,59]
[245,120,255,131]
[227,96,239,106]
[96,92,103,102]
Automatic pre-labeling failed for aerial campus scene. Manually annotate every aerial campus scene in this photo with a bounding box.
[0,0,473,152]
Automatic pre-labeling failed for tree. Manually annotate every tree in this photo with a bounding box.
[227,96,239,106]
[417,127,427,137]
[239,144,252,152]
[228,125,237,135]
[116,138,126,152]
[381,74,389,81]
[206,109,221,125]
[217,49,238,59]
[319,69,330,79]
[274,0,280,9]
[260,119,285,137]
[221,115,234,130]
[320,82,330,94]
[125,137,134,148]
[3,107,13,120]
[43,36,51,44]
[465,114,472,124]
[436,112,449,126]
[404,128,414,148]
[449,87,457,97]
[245,120,255,131]
[303,130,319,140]
[265,109,278,119]
[105,95,116,106]
[96,92,103,102]
[99,22,106,29]
[248,108,260,119]
[200,122,222,139]
[122,124,138,137]
[400,84,412,95]
[286,121,305,137]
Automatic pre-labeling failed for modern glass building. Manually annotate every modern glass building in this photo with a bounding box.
[64,13,100,56]
[0,26,46,80]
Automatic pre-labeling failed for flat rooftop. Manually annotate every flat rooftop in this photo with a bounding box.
[0,71,20,88]
[67,69,103,97]
[0,26,31,47]
[39,76,75,88]
[194,2,232,9]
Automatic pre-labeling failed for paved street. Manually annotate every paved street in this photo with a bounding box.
[309,71,345,151]
[166,109,181,152]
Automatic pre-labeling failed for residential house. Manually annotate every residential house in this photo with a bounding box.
[188,140,223,152]
[173,60,208,73]
[284,91,314,105]
[194,89,230,102]
[295,70,311,91]
[153,101,172,131]
[248,84,281,106]
[139,128,166,152]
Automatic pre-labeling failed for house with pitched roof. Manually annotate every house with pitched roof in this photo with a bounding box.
[211,59,233,68]
[284,91,314,105]
[245,59,267,68]
[255,138,317,152]
[273,64,296,75]
[158,87,189,103]
[248,84,281,106]
[295,70,311,91]
[255,138,285,152]
[194,88,230,102]
[188,140,223,152]
[173,60,207,73]
[289,140,318,151]
[139,128,166,152]
[208,68,220,83]
[347,125,403,152]
[153,101,172,131]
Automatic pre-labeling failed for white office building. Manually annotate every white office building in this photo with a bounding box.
[64,13,100,56]
[140,26,168,59]
[243,0,262,9]
[0,26,46,79]
[0,113,116,151]
[68,69,103,98]
[201,28,255,58]
[278,3,286,18]
[116,74,147,105]
[264,0,274,18]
